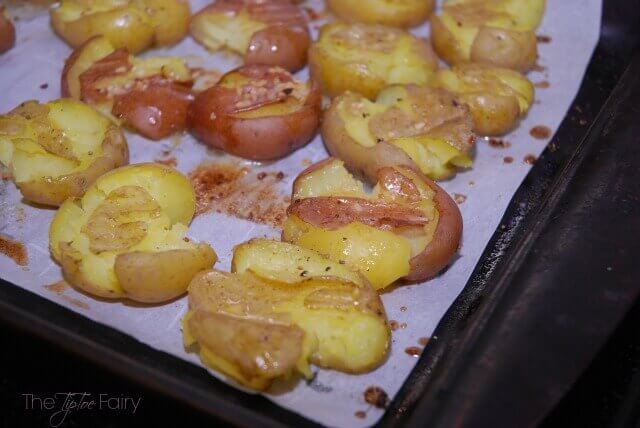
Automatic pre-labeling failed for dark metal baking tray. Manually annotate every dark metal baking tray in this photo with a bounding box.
[1,1,639,426]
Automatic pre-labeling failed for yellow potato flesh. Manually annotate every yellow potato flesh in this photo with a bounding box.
[190,10,265,54]
[440,0,545,58]
[313,23,437,98]
[286,159,438,289]
[52,0,189,53]
[434,65,534,114]
[283,216,411,289]
[49,163,206,300]
[0,99,109,184]
[232,239,363,286]
[65,36,116,99]
[336,87,472,180]
[185,262,389,389]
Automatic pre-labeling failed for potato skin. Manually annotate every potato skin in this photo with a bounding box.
[470,26,538,72]
[0,7,15,54]
[431,64,535,135]
[401,169,462,282]
[188,65,321,160]
[191,0,311,72]
[309,23,438,99]
[18,126,129,206]
[115,244,217,303]
[245,25,310,73]
[111,81,193,140]
[50,0,190,54]
[326,0,434,28]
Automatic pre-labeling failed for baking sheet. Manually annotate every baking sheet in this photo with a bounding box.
[0,1,602,426]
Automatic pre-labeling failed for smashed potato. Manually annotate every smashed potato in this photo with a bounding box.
[431,0,546,72]
[323,85,474,181]
[0,7,15,54]
[49,163,216,303]
[191,0,310,72]
[282,159,462,290]
[188,64,321,160]
[326,0,434,28]
[0,99,128,206]
[309,23,439,99]
[432,63,535,135]
[61,36,198,140]
[183,239,390,389]
[50,0,190,54]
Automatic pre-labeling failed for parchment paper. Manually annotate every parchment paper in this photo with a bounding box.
[0,1,602,426]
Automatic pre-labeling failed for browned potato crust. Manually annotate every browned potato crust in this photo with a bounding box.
[190,0,310,72]
[188,64,321,160]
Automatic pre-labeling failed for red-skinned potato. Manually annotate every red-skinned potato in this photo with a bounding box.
[322,85,475,181]
[190,0,310,72]
[0,7,15,54]
[188,64,321,161]
[60,36,206,140]
[282,158,462,290]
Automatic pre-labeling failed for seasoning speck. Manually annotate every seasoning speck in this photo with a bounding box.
[40,83,48,89]
[453,193,467,205]
[418,337,430,346]
[389,320,399,331]
[354,410,366,419]
[487,138,510,148]
[400,306,407,312]
[534,80,550,89]
[364,386,389,409]
[536,35,552,43]
[524,154,537,165]
[530,125,551,139]
[405,346,422,357]
[503,156,514,164]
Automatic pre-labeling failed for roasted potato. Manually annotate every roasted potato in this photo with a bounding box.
[188,64,321,161]
[0,7,15,54]
[309,23,439,99]
[323,85,474,181]
[50,0,190,54]
[431,0,546,72]
[326,0,434,28]
[190,0,310,72]
[431,63,535,135]
[61,36,197,140]
[0,99,128,206]
[282,159,463,290]
[183,239,390,390]
[49,163,217,303]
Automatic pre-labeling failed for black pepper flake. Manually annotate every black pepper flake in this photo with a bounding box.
[325,266,331,271]
[282,88,293,95]
[300,270,308,277]
[40,83,48,89]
